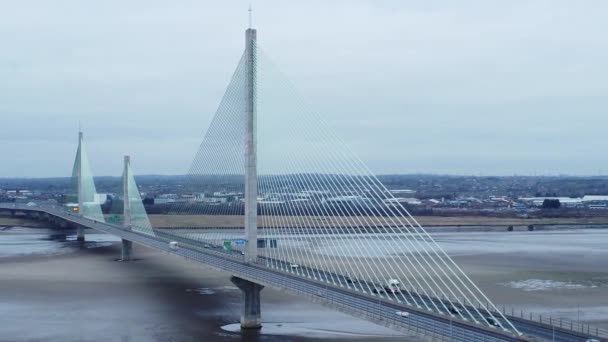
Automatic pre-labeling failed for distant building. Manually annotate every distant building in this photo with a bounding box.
[389,189,416,195]
[384,197,422,205]
[511,202,528,211]
[94,193,108,204]
[582,195,608,209]
[154,198,175,204]
[6,189,32,196]
[519,197,583,208]
[322,195,370,205]
[582,195,608,203]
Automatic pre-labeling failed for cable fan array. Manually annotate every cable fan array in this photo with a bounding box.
[164,43,519,333]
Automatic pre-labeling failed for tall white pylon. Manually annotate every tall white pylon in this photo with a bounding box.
[244,26,258,263]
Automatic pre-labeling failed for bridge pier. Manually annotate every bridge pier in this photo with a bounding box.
[230,276,264,329]
[76,226,85,242]
[121,239,133,261]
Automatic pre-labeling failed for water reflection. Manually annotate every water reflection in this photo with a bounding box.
[0,226,120,257]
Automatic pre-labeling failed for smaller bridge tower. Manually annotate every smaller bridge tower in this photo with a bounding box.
[121,155,133,261]
[76,131,85,242]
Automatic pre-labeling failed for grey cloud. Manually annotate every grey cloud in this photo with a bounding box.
[1,1,607,176]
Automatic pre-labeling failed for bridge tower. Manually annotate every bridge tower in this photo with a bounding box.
[232,20,264,330]
[121,155,133,261]
[244,25,258,264]
[76,131,86,242]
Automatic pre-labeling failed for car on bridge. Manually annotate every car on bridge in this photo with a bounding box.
[346,277,358,284]
[384,279,401,294]
[372,287,387,295]
[448,305,463,315]
[485,316,500,328]
[395,311,410,317]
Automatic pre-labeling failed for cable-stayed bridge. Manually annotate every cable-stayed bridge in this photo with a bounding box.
[1,27,605,342]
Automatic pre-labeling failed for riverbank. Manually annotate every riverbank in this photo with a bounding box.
[148,214,608,229]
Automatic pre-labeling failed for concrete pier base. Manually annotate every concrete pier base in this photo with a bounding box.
[76,226,85,242]
[230,276,264,329]
[121,239,133,261]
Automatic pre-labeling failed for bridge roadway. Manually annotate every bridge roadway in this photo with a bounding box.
[1,204,604,342]
[158,230,598,342]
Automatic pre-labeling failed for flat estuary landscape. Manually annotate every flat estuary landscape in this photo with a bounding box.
[1,223,607,341]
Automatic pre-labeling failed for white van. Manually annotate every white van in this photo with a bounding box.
[384,279,401,293]
[169,241,179,250]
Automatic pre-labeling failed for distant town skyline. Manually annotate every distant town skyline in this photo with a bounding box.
[1,1,607,177]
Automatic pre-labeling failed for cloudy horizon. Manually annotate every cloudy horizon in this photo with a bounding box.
[1,1,607,178]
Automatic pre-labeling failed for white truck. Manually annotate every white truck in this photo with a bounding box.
[384,279,401,294]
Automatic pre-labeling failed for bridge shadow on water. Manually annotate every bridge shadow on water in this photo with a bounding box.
[70,239,381,342]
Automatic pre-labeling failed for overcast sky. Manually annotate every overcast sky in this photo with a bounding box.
[1,1,607,177]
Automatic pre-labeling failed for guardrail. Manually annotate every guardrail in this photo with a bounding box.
[493,306,607,339]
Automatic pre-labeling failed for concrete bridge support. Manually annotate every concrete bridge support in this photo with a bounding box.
[121,239,132,261]
[76,226,85,242]
[230,276,264,329]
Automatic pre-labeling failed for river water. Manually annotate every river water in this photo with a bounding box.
[0,225,406,342]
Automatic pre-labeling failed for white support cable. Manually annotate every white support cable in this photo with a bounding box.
[266,170,368,291]
[267,172,349,283]
[260,175,328,279]
[260,186,284,271]
[263,174,311,278]
[255,66,456,312]
[179,62,247,254]
[177,42,520,334]
[275,164,410,296]
[281,161,429,308]
[254,130,420,304]
[278,64,510,323]
[199,55,247,245]
[270,172,353,285]
[261,177,297,275]
[264,152,378,292]
[184,93,242,251]
[254,100,430,308]
[316,163,473,317]
[261,177,296,274]
[256,62,421,298]
[295,113,480,322]
[206,59,247,251]
[286,171,405,298]
[255,74,352,283]
[259,181,284,272]
[325,135,501,325]
[256,50,490,318]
